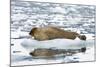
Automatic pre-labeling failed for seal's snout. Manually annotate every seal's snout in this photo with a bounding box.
[29,52,33,56]
[29,27,37,36]
[29,31,32,35]
[29,32,31,35]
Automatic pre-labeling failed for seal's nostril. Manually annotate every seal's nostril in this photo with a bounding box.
[29,52,33,55]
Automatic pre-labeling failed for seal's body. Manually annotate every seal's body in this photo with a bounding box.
[29,26,86,41]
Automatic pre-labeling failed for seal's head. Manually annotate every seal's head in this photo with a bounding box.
[29,49,56,56]
[29,27,37,36]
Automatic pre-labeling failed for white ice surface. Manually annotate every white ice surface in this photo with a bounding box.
[11,36,95,66]
[11,31,30,39]
[21,38,94,52]
[11,1,95,66]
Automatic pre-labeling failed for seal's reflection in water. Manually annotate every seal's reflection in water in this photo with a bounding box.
[29,48,86,59]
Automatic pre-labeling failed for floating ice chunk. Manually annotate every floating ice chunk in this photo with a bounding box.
[21,38,87,51]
